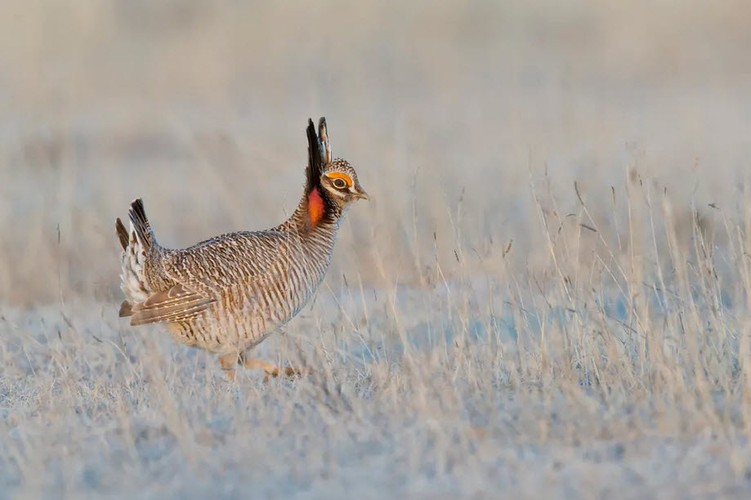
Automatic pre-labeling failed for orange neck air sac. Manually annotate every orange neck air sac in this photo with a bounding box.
[307,187,325,226]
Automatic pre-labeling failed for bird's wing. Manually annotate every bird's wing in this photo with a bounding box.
[128,283,216,325]
[127,231,298,326]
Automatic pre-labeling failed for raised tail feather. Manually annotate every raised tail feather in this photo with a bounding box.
[116,199,215,325]
[128,198,154,251]
[117,198,156,314]
[115,218,128,250]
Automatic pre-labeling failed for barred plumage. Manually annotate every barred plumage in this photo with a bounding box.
[115,118,367,379]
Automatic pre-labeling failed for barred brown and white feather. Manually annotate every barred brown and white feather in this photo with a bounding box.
[115,117,367,372]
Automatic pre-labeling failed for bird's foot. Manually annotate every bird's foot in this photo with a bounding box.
[241,357,305,382]
[218,354,238,382]
[220,353,306,382]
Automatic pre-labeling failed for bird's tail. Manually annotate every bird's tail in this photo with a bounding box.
[115,198,158,315]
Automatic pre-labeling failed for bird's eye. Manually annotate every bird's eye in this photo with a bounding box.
[333,178,347,189]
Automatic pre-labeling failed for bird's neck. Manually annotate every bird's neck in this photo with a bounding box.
[283,186,344,235]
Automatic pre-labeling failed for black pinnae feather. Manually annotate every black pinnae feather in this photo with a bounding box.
[318,117,331,164]
[306,118,322,193]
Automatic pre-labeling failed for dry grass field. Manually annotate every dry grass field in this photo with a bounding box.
[3,1,751,498]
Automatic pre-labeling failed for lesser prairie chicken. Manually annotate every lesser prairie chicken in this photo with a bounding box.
[115,118,367,380]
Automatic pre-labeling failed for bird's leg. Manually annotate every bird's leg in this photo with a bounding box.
[238,352,304,382]
[218,353,238,382]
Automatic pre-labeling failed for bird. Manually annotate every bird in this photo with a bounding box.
[115,117,368,380]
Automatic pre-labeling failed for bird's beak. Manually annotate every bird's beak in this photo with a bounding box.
[355,189,369,201]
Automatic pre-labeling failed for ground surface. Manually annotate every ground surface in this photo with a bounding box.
[2,2,751,498]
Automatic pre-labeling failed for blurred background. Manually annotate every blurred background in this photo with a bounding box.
[1,0,750,306]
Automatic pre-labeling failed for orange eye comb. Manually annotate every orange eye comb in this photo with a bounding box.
[325,172,352,187]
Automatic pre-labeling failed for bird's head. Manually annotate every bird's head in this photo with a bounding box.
[305,118,368,225]
[320,158,368,206]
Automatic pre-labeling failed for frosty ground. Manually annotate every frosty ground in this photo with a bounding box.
[3,259,751,499]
